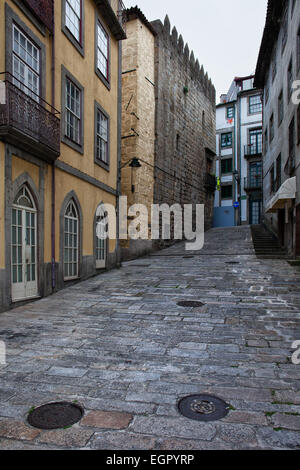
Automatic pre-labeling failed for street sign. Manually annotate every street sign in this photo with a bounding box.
[233,202,240,208]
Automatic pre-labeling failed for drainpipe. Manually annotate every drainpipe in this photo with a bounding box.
[116,39,122,267]
[50,4,56,291]
[233,102,237,225]
[238,94,242,226]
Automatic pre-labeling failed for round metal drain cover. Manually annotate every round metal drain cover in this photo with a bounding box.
[27,402,84,430]
[177,301,204,308]
[178,394,230,422]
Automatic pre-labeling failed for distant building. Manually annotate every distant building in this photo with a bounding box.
[121,8,216,259]
[254,0,300,257]
[214,76,263,227]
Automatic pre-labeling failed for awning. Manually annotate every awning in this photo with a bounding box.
[265,177,296,213]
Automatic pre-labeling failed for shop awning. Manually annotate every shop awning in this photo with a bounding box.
[265,177,296,213]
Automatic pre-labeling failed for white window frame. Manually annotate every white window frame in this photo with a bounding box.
[12,24,40,101]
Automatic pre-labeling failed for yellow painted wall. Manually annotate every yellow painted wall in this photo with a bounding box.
[54,0,119,192]
[12,156,40,190]
[0,0,120,273]
[54,169,116,260]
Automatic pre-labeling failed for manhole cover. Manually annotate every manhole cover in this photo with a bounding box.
[27,402,84,430]
[178,394,230,422]
[177,301,204,308]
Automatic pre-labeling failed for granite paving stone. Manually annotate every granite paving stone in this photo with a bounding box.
[0,226,299,449]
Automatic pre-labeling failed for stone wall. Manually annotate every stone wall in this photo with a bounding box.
[121,16,156,258]
[151,16,216,246]
[121,11,216,258]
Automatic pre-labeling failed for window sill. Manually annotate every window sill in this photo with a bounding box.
[95,158,110,172]
[64,276,80,282]
[62,26,85,57]
[62,136,84,155]
[95,68,111,91]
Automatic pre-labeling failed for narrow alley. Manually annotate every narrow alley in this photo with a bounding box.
[0,226,299,450]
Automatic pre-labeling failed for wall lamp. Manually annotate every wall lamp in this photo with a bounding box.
[120,158,142,192]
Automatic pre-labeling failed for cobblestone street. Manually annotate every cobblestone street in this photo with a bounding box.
[0,226,299,450]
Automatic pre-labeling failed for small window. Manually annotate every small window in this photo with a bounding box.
[265,76,270,104]
[264,128,268,154]
[221,132,232,148]
[97,22,109,82]
[249,95,262,114]
[287,58,293,101]
[289,117,295,170]
[226,107,234,119]
[270,114,274,142]
[65,78,81,145]
[272,47,277,81]
[276,154,281,191]
[297,26,300,72]
[278,91,284,126]
[221,158,233,174]
[270,165,275,194]
[176,133,180,151]
[221,185,233,199]
[297,103,300,144]
[282,9,288,53]
[65,0,82,43]
[96,108,109,165]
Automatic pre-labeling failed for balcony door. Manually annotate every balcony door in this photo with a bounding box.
[249,129,262,155]
[11,186,38,302]
[12,25,40,100]
[249,162,262,188]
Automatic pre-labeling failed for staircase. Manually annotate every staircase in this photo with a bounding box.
[251,224,288,259]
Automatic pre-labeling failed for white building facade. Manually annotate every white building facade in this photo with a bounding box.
[254,0,300,257]
[214,76,263,227]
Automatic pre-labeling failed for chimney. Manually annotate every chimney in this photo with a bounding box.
[220,94,227,104]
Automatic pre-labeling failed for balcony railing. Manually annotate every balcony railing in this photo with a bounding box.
[244,143,262,157]
[205,173,217,192]
[0,73,60,162]
[244,176,262,191]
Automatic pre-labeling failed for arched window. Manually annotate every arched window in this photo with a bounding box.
[95,204,107,269]
[64,199,79,280]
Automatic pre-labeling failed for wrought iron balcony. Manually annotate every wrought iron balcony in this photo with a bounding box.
[0,73,60,162]
[244,176,262,191]
[205,173,217,192]
[244,143,262,157]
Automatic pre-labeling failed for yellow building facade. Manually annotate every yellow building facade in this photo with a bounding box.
[0,0,125,311]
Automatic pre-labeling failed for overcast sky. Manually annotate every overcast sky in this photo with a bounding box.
[124,0,268,102]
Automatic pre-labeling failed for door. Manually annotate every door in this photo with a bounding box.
[95,205,107,269]
[249,199,262,225]
[11,186,38,301]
